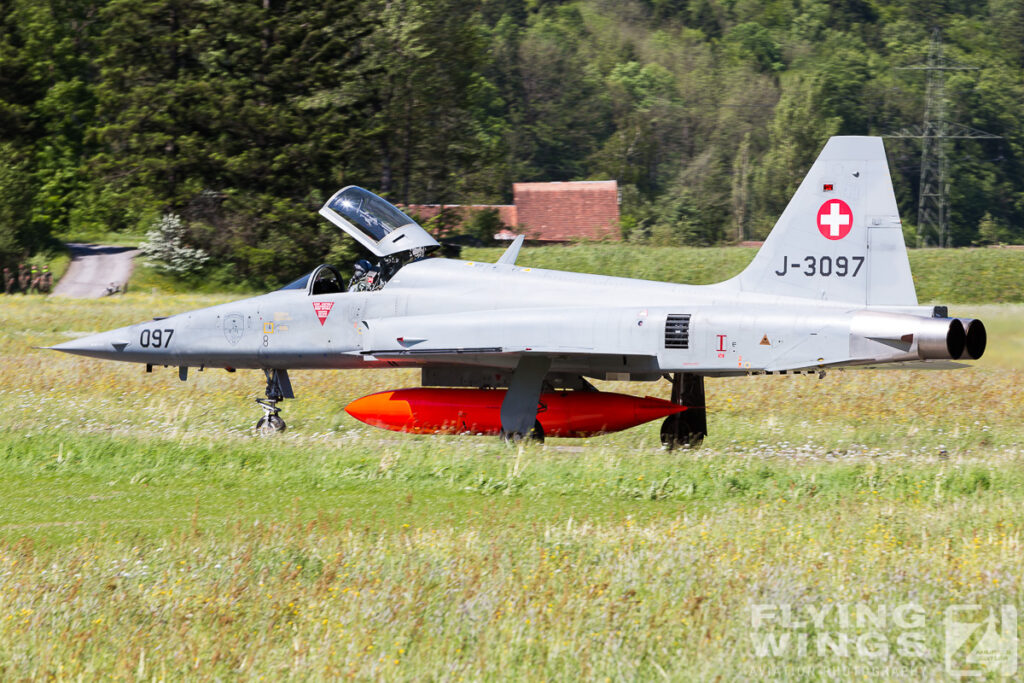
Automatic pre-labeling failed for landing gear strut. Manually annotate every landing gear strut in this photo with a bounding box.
[661,373,706,450]
[255,369,293,435]
[498,356,551,445]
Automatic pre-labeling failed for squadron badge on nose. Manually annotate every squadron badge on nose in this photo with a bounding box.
[224,313,244,345]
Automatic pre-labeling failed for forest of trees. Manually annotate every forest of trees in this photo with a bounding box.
[2,0,1023,286]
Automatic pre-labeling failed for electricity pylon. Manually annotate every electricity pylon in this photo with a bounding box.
[886,28,1000,247]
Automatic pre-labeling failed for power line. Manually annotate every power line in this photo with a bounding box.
[884,28,1000,247]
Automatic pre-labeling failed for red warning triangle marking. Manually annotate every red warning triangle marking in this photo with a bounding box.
[760,334,771,346]
[312,301,334,326]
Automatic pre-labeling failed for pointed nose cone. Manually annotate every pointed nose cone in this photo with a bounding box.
[49,329,135,360]
[633,396,687,422]
[345,391,416,432]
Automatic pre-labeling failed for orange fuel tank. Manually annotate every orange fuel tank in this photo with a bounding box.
[345,388,686,437]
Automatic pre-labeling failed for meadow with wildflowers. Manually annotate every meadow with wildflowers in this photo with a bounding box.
[1,294,1023,679]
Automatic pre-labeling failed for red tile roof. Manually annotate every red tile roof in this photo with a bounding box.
[513,181,619,241]
[401,180,620,241]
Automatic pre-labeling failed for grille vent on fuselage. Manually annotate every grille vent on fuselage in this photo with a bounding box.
[664,314,691,349]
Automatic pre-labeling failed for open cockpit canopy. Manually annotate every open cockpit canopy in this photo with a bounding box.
[319,186,440,258]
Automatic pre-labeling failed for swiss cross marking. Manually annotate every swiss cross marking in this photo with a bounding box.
[312,301,334,325]
[817,199,853,240]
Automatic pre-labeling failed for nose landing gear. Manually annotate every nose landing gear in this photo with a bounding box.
[256,399,286,434]
[255,369,293,435]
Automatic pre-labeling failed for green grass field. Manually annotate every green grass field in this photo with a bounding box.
[1,293,1023,678]
[463,244,1024,304]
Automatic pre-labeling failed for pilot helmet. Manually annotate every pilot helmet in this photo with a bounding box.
[353,259,373,276]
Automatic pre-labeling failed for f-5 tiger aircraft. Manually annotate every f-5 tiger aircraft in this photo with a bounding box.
[50,137,986,446]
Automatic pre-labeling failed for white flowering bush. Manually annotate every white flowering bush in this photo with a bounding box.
[139,213,209,275]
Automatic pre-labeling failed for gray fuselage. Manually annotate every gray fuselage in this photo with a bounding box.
[54,256,950,380]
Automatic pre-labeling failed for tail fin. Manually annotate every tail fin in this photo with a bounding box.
[727,136,916,306]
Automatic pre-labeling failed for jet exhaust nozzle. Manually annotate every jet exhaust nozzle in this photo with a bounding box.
[958,318,987,360]
[916,317,966,361]
[851,312,987,363]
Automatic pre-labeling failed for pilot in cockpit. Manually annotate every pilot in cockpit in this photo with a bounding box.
[348,246,428,292]
[349,258,379,291]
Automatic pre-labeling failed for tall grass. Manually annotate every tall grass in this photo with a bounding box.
[2,434,1023,678]
[0,294,1022,678]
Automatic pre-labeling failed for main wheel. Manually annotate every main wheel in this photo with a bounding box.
[256,414,286,435]
[500,420,545,445]
[529,420,545,444]
[660,413,704,450]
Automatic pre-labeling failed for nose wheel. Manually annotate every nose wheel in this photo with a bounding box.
[256,399,286,434]
[254,369,293,435]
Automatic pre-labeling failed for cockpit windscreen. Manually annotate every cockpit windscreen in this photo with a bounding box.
[280,272,311,290]
[326,187,417,241]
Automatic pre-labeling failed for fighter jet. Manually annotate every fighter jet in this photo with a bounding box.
[50,137,986,446]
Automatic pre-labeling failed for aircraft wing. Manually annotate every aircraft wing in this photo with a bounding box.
[360,307,659,373]
[844,360,970,371]
[361,349,660,377]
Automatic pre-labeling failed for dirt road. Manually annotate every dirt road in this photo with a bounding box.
[52,243,140,298]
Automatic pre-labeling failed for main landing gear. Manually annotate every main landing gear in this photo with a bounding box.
[500,420,545,445]
[255,368,294,435]
[499,356,551,445]
[661,373,707,450]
